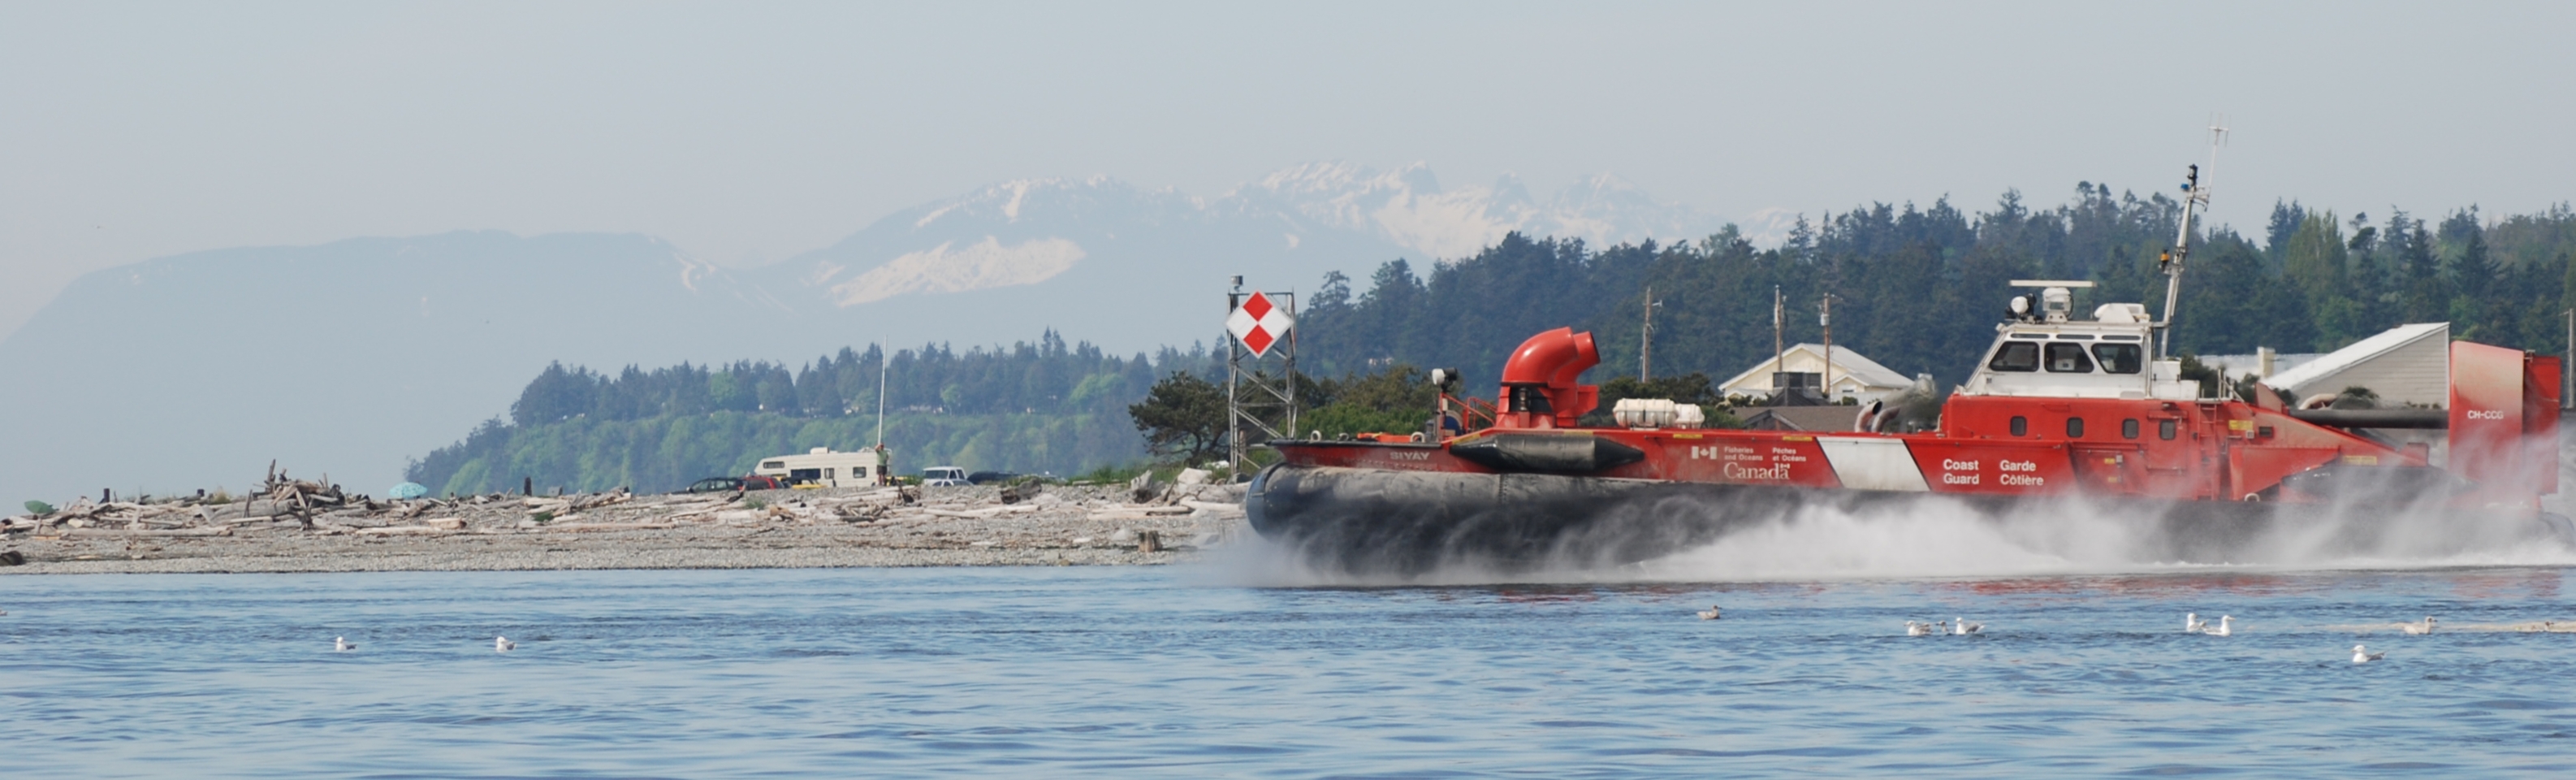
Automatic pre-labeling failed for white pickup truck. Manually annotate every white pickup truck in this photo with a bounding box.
[919,466,970,487]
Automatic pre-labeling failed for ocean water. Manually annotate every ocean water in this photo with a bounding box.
[8,557,2576,777]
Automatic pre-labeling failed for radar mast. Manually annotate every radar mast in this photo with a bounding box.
[2156,119,2227,359]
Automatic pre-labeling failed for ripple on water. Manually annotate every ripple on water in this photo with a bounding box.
[2,566,2573,777]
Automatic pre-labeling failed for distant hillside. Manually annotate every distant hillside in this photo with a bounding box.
[2,162,1714,505]
[0,231,786,504]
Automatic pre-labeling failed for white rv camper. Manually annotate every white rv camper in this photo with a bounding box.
[752,447,888,488]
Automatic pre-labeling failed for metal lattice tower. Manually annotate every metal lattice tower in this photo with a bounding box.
[1225,280,1299,478]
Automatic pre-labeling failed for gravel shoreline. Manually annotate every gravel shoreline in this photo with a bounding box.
[2,483,1246,575]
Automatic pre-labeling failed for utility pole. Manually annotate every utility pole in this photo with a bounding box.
[1640,285,1661,382]
[1820,293,1837,404]
[2565,309,2573,410]
[1761,285,1783,373]
[1772,285,1783,399]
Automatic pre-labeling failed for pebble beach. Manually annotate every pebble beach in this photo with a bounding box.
[1,483,1246,575]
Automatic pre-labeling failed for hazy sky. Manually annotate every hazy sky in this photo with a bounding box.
[6,1,2570,340]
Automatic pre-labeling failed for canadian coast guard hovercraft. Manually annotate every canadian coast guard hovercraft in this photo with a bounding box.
[1247,163,2571,575]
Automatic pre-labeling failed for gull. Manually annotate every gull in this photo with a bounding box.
[1697,606,1723,621]
[1905,621,1937,636]
[495,635,516,652]
[2206,616,2232,637]
[335,636,356,652]
[2185,613,2208,634]
[2353,644,2385,664]
[1952,617,1983,635]
[2400,616,2436,635]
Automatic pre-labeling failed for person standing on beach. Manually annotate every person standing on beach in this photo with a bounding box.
[875,444,891,486]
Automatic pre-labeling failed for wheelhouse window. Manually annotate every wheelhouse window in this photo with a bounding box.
[2044,343,2094,373]
[2159,419,2177,440]
[2066,417,2085,437]
[1989,341,2042,372]
[2009,416,2028,436]
[2122,418,2140,439]
[2091,343,2144,374]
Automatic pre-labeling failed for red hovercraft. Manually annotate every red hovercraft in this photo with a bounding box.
[1247,164,2573,574]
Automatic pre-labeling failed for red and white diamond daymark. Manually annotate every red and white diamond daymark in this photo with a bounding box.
[1225,291,1294,357]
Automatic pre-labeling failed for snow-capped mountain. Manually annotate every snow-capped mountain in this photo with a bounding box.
[1219,162,1720,260]
[750,162,1723,333]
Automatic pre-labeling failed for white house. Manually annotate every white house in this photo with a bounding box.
[1718,344,1913,405]
[2259,323,2450,407]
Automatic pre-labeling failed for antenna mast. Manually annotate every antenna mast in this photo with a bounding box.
[2156,118,2227,358]
[875,340,888,448]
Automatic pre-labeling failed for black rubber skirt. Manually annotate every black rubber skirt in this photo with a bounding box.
[1244,464,2576,576]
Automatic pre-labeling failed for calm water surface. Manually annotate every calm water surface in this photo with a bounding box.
[6,562,2574,778]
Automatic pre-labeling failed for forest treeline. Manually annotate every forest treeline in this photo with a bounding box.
[410,183,2576,493]
[1298,189,2576,388]
[405,332,1224,495]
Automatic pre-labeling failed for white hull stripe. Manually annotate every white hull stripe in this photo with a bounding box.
[1816,437,1931,492]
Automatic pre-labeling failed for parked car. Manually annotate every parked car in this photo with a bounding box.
[681,474,785,494]
[919,466,970,487]
[966,470,1022,485]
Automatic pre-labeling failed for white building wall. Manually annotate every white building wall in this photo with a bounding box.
[2278,335,2450,407]
[1718,344,1908,403]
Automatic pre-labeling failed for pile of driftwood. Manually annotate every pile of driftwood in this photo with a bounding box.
[2,464,1247,550]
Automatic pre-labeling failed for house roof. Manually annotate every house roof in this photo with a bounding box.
[1738,405,1865,432]
[1718,343,1912,392]
[2196,352,2325,380]
[2260,323,2448,391]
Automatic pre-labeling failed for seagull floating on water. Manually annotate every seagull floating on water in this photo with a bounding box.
[335,636,356,652]
[2353,644,2385,663]
[1952,617,1983,635]
[2206,616,2233,637]
[2401,616,2437,635]
[2185,613,2208,634]
[1697,606,1723,621]
[495,636,516,652]
[1905,621,1938,636]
